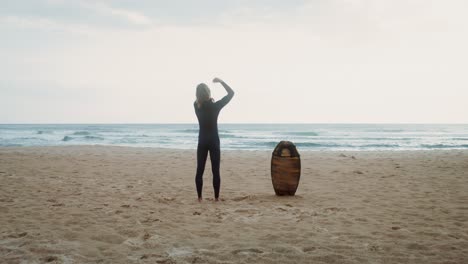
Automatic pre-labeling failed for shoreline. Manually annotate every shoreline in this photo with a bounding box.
[3,144,468,152]
[1,146,467,263]
[2,123,468,152]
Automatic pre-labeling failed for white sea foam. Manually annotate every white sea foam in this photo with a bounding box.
[1,124,468,150]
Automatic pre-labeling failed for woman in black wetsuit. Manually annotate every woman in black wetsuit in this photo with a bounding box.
[194,77,235,202]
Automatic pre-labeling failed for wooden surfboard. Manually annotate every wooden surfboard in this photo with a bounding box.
[271,141,301,196]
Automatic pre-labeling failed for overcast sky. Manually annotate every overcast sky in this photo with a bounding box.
[1,0,467,123]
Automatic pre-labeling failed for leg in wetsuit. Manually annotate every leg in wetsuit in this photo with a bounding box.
[195,138,221,199]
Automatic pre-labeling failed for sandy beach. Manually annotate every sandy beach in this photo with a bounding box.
[0,146,467,263]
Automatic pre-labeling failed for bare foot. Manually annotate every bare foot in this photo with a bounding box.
[198,198,202,203]
[215,198,219,202]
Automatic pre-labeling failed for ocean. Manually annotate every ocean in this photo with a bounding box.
[0,124,467,151]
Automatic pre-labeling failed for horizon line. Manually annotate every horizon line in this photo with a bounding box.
[1,122,468,125]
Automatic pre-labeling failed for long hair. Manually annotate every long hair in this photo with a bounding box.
[196,83,213,108]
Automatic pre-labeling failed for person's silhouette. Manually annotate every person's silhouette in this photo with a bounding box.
[194,78,235,202]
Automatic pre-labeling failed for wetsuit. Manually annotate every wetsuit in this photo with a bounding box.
[194,93,234,199]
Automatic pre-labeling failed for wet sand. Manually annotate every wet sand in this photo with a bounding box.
[1,146,467,263]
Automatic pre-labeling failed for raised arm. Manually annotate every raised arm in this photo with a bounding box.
[213,77,235,108]
[213,77,234,96]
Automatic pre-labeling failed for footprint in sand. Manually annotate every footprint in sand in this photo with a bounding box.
[91,233,126,244]
[139,254,164,260]
[232,195,250,202]
[123,237,145,247]
[141,217,160,223]
[143,233,151,240]
[167,247,192,257]
[407,243,428,250]
[232,248,263,255]
[234,208,259,214]
[158,197,176,203]
[43,256,58,262]
[302,246,317,252]
[8,232,28,238]
[203,197,225,202]
[324,207,346,213]
[215,210,227,220]
[368,245,381,252]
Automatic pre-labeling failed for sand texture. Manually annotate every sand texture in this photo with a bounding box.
[1,146,468,263]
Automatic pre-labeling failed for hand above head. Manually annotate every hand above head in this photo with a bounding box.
[213,78,234,97]
[212,77,223,83]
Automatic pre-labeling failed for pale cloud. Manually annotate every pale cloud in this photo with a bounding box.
[77,1,153,26]
[0,0,153,34]
[0,15,95,35]
[1,0,467,123]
